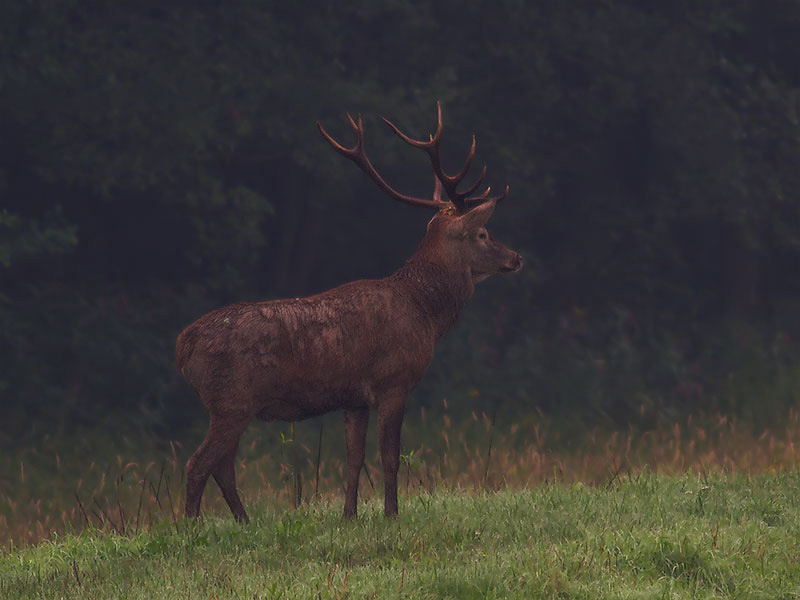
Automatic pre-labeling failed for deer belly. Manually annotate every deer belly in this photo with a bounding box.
[255,399,313,422]
[255,390,367,422]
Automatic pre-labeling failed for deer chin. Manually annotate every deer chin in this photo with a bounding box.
[471,270,493,284]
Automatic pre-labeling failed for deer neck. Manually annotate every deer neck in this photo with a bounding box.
[392,249,474,340]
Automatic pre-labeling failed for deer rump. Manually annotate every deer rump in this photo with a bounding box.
[177,279,435,423]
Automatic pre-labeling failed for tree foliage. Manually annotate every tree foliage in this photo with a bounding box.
[2,1,800,438]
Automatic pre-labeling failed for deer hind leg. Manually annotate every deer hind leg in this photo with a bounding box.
[343,407,370,518]
[212,440,249,523]
[185,414,249,520]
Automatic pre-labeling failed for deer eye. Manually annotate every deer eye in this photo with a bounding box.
[477,231,488,241]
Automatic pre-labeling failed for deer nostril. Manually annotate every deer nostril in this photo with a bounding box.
[501,253,523,272]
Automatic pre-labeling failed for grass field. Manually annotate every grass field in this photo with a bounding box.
[2,408,800,598]
[2,472,800,599]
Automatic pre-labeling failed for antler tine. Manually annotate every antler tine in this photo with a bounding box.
[458,165,487,199]
[317,118,358,156]
[447,134,476,184]
[465,184,510,207]
[382,103,443,149]
[317,115,449,211]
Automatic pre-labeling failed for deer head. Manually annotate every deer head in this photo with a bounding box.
[317,103,522,284]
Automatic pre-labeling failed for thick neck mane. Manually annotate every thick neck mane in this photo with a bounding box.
[389,236,474,340]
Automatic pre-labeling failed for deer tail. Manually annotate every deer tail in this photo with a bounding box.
[175,328,198,378]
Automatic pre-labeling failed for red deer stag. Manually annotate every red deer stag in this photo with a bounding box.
[176,103,522,522]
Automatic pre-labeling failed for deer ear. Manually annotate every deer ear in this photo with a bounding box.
[456,200,497,232]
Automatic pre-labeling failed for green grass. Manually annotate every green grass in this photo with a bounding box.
[2,471,800,599]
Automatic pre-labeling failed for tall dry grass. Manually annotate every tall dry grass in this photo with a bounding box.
[2,406,799,550]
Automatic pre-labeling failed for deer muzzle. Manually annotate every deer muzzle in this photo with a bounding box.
[502,252,523,273]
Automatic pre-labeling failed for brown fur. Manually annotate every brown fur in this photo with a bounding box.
[177,204,521,522]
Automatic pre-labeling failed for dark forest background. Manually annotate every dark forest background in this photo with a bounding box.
[3,1,800,445]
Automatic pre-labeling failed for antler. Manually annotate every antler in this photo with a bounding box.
[382,102,509,213]
[317,113,450,212]
[317,103,508,215]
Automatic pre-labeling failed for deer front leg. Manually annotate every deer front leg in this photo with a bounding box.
[343,407,370,518]
[344,408,369,519]
[377,397,406,517]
